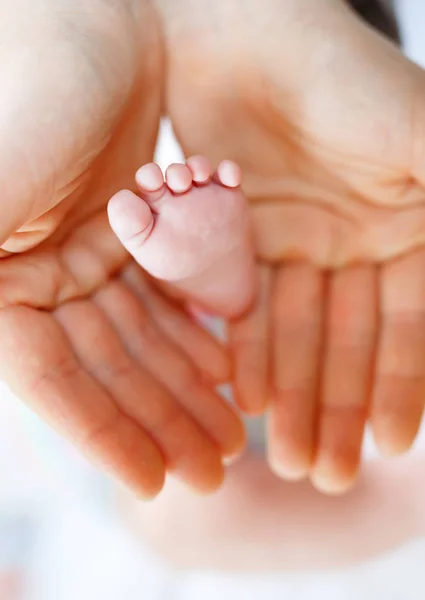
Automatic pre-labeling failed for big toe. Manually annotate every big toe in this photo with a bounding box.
[108,190,154,247]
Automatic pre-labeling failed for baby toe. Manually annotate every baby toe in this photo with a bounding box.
[216,160,243,188]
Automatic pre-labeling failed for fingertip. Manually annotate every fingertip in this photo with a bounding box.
[223,415,247,461]
[177,455,226,496]
[310,463,359,496]
[371,409,422,458]
[135,469,166,501]
[268,454,310,482]
[372,430,415,458]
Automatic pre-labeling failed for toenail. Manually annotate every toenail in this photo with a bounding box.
[187,155,211,182]
[217,160,242,188]
[136,163,164,191]
[166,164,193,193]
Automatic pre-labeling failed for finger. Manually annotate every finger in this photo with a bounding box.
[228,264,271,415]
[268,262,324,480]
[123,263,231,383]
[56,299,225,494]
[0,212,129,310]
[371,248,425,455]
[94,280,245,460]
[311,265,378,494]
[0,306,165,499]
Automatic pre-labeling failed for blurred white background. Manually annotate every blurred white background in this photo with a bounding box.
[1,1,425,598]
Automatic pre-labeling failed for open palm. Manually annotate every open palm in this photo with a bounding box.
[163,0,425,491]
[0,0,244,497]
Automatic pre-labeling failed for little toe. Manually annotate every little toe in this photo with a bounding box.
[216,160,242,188]
[108,190,154,248]
[186,155,212,184]
[165,163,193,194]
[136,163,165,203]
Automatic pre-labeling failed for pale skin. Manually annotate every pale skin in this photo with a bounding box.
[1,0,424,578]
[158,0,425,492]
[1,0,425,506]
[0,0,246,498]
[108,157,255,318]
[110,163,424,571]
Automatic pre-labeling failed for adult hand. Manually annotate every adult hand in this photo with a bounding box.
[161,0,425,491]
[0,0,244,497]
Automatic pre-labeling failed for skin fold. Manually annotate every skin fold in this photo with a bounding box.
[0,0,245,498]
[157,0,425,491]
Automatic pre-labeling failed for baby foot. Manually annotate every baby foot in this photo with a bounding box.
[108,156,255,318]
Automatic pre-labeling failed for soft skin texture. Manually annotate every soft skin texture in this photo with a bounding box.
[0,0,245,498]
[157,0,425,492]
[108,156,254,319]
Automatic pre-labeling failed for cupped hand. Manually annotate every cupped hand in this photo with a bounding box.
[0,0,244,497]
[162,0,425,491]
